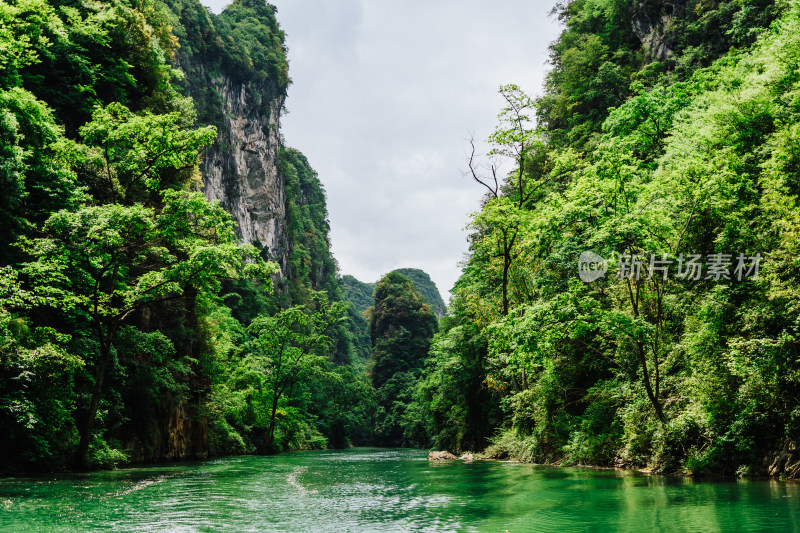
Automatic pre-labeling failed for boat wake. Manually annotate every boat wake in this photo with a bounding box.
[286,467,317,495]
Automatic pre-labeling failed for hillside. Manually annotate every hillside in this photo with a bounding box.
[0,0,372,471]
[341,275,376,317]
[342,269,446,318]
[404,0,800,478]
[392,269,447,318]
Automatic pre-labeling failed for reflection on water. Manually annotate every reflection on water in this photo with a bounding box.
[0,448,798,532]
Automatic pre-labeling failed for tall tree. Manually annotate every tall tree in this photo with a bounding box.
[468,85,553,315]
[246,294,345,452]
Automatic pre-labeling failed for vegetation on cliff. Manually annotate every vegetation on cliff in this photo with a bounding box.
[3,0,799,481]
[392,268,447,318]
[411,0,800,477]
[0,0,371,472]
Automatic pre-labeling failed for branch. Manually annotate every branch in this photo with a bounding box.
[466,137,499,198]
[673,195,700,256]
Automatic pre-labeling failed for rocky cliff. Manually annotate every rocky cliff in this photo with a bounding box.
[195,68,288,269]
[630,0,687,60]
[145,0,364,461]
[115,0,293,463]
[629,0,779,63]
[123,402,209,463]
[167,0,291,270]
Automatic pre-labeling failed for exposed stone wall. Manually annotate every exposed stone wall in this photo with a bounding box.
[128,65,291,463]
[124,402,209,463]
[200,71,289,270]
[767,440,800,479]
[630,0,688,60]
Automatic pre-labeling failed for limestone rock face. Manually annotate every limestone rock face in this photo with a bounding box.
[630,0,688,60]
[200,71,288,270]
[124,402,208,463]
[134,61,290,462]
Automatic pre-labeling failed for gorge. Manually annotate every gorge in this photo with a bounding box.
[2,0,800,489]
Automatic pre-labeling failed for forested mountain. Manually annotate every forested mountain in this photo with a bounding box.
[3,0,799,482]
[341,269,445,372]
[0,0,372,472]
[407,0,800,478]
[342,269,446,318]
[392,268,447,318]
[368,272,438,446]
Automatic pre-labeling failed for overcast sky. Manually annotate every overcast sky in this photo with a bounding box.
[200,0,562,299]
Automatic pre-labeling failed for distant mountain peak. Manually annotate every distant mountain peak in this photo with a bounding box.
[341,268,446,319]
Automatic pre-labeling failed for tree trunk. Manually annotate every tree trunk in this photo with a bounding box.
[265,395,279,452]
[502,252,511,316]
[75,339,112,469]
[637,341,666,423]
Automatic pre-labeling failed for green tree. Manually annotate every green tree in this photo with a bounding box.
[0,0,62,89]
[78,102,215,204]
[413,318,495,452]
[246,294,345,452]
[468,85,554,315]
[0,266,83,471]
[0,88,80,265]
[20,191,275,468]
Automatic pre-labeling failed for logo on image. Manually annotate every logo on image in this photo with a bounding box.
[578,251,608,282]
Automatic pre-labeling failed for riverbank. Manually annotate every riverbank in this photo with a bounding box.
[5,434,798,481]
[461,432,800,481]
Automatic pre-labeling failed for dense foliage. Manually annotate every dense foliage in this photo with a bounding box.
[368,272,438,446]
[341,275,376,317]
[343,269,446,318]
[0,0,370,472]
[392,268,447,318]
[412,0,800,477]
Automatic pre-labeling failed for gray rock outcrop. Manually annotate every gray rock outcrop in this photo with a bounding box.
[200,71,287,266]
[428,451,458,460]
[631,0,688,60]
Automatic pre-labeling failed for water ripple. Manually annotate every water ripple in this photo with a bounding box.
[0,449,798,532]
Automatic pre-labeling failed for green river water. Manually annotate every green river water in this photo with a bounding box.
[0,448,798,532]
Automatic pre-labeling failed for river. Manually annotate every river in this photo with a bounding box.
[1,448,798,532]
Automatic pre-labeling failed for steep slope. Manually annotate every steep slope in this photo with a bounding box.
[343,270,446,318]
[168,0,290,267]
[413,0,800,478]
[392,268,446,318]
[341,269,445,366]
[164,0,373,453]
[369,272,438,446]
[341,275,376,317]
